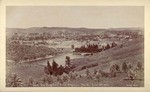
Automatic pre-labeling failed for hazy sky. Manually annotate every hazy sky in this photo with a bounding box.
[6,6,144,28]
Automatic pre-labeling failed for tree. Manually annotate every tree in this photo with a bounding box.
[110,64,118,77]
[65,56,71,67]
[115,64,120,72]
[52,59,58,76]
[122,62,128,73]
[47,61,53,75]
[47,61,51,69]
[105,43,110,50]
[52,59,58,69]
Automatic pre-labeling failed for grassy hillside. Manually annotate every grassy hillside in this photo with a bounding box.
[72,38,143,72]
[6,43,56,62]
[6,38,144,87]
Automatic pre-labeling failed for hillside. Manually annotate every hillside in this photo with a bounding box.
[72,38,144,72]
[63,38,144,87]
[6,37,144,87]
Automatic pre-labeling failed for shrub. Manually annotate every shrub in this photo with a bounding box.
[110,64,120,73]
[122,62,128,73]
[28,76,34,87]
[40,74,53,86]
[137,62,143,70]
[6,73,23,87]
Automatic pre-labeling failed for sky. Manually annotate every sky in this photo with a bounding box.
[6,6,144,28]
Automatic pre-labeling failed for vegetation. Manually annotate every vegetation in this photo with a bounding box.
[75,42,117,53]
[44,57,75,77]
[6,43,56,62]
[122,62,128,73]
[136,62,143,70]
[28,76,34,87]
[6,61,144,87]
[6,73,23,87]
[65,56,71,67]
[75,44,101,53]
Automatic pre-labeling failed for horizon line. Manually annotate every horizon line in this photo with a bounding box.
[6,26,144,30]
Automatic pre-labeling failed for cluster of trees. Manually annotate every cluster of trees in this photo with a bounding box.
[109,61,143,77]
[44,56,75,76]
[122,62,143,72]
[75,42,117,53]
[75,44,100,53]
[87,61,144,79]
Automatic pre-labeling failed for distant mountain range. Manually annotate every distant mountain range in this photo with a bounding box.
[6,27,144,35]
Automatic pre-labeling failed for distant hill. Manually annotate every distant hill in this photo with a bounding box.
[6,27,144,40]
[6,27,143,35]
[6,27,106,34]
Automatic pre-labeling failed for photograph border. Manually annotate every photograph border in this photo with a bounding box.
[0,0,150,92]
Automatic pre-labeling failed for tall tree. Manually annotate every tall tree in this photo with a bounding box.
[52,59,58,70]
[47,61,51,69]
[65,56,71,67]
[47,61,53,75]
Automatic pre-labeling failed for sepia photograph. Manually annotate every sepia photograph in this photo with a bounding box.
[5,6,144,87]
